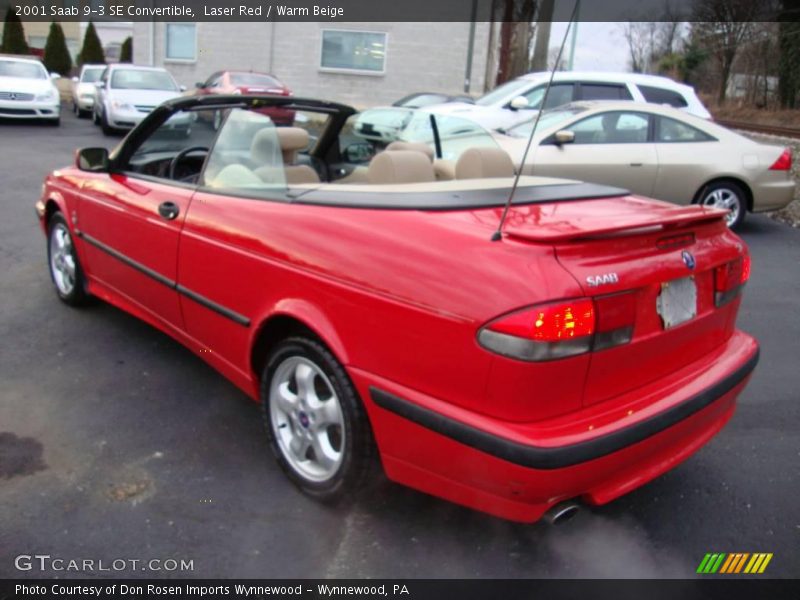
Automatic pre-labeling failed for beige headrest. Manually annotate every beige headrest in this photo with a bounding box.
[277,127,310,152]
[250,128,279,164]
[367,150,436,185]
[455,147,515,179]
[386,141,435,163]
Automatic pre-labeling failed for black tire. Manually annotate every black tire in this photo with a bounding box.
[696,180,747,229]
[100,109,115,136]
[78,108,90,119]
[47,212,90,306]
[261,336,377,503]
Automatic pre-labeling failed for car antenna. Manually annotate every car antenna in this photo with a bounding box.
[491,0,580,242]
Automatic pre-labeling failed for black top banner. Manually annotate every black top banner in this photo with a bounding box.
[0,0,791,22]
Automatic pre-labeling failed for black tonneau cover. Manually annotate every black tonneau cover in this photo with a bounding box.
[289,182,629,211]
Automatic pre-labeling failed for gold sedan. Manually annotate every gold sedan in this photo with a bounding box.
[496,102,795,228]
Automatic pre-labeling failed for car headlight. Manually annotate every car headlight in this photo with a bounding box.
[111,100,134,111]
[35,89,58,102]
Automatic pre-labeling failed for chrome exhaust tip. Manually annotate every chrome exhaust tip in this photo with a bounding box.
[543,501,580,525]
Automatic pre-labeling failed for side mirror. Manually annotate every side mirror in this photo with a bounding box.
[76,147,110,172]
[50,72,61,80]
[71,76,79,83]
[553,130,575,146]
[94,81,104,89]
[179,84,187,92]
[509,96,529,111]
[343,142,375,163]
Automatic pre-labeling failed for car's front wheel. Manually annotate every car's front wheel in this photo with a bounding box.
[47,213,90,306]
[100,109,115,136]
[261,336,376,503]
[697,181,747,229]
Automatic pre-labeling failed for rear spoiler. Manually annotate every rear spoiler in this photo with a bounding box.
[504,204,728,243]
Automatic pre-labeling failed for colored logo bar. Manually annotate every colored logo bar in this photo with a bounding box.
[697,553,773,574]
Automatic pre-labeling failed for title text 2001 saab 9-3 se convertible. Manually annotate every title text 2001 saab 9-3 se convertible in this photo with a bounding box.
[37,95,759,523]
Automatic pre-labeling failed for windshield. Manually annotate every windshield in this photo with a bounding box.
[475,78,532,106]
[506,106,588,138]
[81,68,104,83]
[111,69,177,91]
[230,73,281,88]
[0,60,46,79]
[203,108,287,191]
[399,112,503,161]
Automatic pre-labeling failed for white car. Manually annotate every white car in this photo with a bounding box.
[0,56,61,125]
[93,64,190,135]
[70,64,105,118]
[424,71,711,132]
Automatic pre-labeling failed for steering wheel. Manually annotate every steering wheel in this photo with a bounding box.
[169,146,209,180]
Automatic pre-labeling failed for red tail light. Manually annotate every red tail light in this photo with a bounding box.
[479,294,636,361]
[715,252,750,307]
[769,149,792,171]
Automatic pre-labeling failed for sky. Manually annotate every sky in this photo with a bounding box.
[549,22,631,72]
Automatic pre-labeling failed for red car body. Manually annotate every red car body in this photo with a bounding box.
[36,96,759,522]
[194,70,295,125]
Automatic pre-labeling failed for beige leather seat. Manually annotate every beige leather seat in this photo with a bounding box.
[277,127,320,184]
[385,141,434,163]
[455,147,515,179]
[251,127,284,184]
[367,150,436,184]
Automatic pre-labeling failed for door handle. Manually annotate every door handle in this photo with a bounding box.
[158,201,180,220]
[629,162,643,167]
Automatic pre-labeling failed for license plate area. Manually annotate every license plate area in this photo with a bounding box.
[656,276,697,329]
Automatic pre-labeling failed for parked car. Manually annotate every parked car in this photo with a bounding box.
[36,94,759,523]
[194,70,294,127]
[494,101,794,228]
[0,55,60,125]
[355,93,474,144]
[70,64,105,118]
[425,71,712,132]
[392,91,474,108]
[93,64,190,135]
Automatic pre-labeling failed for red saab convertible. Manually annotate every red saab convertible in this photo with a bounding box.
[37,95,759,523]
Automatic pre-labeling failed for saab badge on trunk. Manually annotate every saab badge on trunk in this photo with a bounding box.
[586,273,619,287]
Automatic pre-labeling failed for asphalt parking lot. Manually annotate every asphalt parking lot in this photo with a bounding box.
[1,107,798,579]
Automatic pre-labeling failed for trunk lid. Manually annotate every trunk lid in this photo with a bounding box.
[507,196,745,407]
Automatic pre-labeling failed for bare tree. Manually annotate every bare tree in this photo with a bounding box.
[692,0,761,103]
[495,0,538,85]
[530,0,554,71]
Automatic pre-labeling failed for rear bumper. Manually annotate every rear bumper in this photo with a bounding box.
[752,179,796,212]
[352,330,759,522]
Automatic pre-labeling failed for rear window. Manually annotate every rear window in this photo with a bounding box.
[655,116,715,142]
[579,83,633,101]
[230,73,281,88]
[638,85,688,108]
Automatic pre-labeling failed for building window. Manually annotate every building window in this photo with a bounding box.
[165,23,196,61]
[320,30,386,74]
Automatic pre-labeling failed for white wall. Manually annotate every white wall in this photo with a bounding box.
[133,21,490,107]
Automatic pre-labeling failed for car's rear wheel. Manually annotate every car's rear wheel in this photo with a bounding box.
[47,213,89,306]
[261,336,376,503]
[697,181,746,229]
